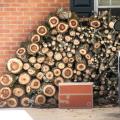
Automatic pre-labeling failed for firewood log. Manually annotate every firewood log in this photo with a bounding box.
[65,35,72,42]
[57,62,65,69]
[90,19,101,28]
[0,99,6,107]
[37,56,45,63]
[27,43,39,55]
[23,63,30,70]
[45,71,54,80]
[51,29,58,35]
[41,47,49,54]
[57,9,72,20]
[0,87,12,100]
[48,16,59,28]
[41,64,50,73]
[7,58,23,74]
[26,85,32,94]
[69,19,78,29]
[54,77,64,86]
[43,84,56,97]
[20,96,30,107]
[13,86,25,97]
[76,62,86,71]
[79,44,89,56]
[16,47,26,60]
[54,52,62,61]
[34,94,46,105]
[36,72,44,80]
[69,30,76,37]
[31,34,40,43]
[34,63,41,70]
[18,73,31,85]
[29,56,36,64]
[30,79,41,90]
[28,67,36,76]
[57,22,68,33]
[53,68,61,77]
[7,97,18,108]
[37,25,48,36]
[62,67,73,79]
[0,74,13,86]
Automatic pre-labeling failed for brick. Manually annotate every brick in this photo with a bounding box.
[59,82,93,95]
[0,0,69,75]
[59,82,93,109]
[59,95,93,109]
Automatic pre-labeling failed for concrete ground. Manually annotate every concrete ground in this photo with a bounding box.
[0,107,120,120]
[25,107,120,120]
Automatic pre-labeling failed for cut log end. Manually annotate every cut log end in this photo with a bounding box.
[0,74,13,86]
[43,85,56,97]
[0,87,12,100]
[35,94,46,105]
[7,97,18,108]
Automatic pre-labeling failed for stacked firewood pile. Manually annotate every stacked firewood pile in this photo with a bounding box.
[0,9,119,108]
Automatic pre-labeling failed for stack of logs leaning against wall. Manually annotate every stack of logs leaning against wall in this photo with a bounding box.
[0,9,119,107]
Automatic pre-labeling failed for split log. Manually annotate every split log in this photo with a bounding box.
[46,51,54,58]
[27,43,39,55]
[37,25,48,36]
[36,72,44,80]
[0,74,13,86]
[54,77,64,86]
[43,84,56,97]
[30,79,41,90]
[19,73,31,85]
[0,87,12,100]
[20,96,30,107]
[7,97,18,108]
[13,86,25,97]
[63,57,69,63]
[35,94,46,105]
[48,16,59,28]
[31,34,40,43]
[57,22,68,33]
[56,34,63,42]
[7,58,23,74]
[62,67,73,79]
[73,39,80,46]
[69,19,78,29]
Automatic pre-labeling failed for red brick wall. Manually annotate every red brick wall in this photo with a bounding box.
[0,0,69,75]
